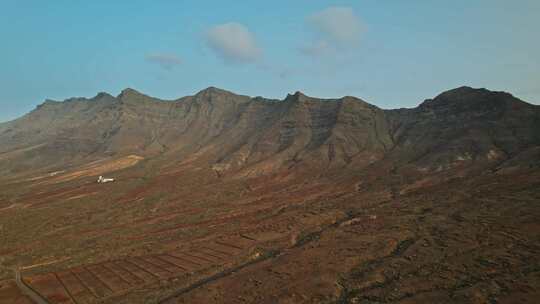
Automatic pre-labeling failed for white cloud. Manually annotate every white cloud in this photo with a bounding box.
[302,7,364,57]
[145,53,182,70]
[206,22,262,64]
[309,7,363,45]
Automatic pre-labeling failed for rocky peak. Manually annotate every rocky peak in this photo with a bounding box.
[118,88,144,98]
[94,92,115,100]
[285,91,310,103]
[196,87,236,97]
[419,86,522,112]
[117,88,154,104]
[193,87,251,106]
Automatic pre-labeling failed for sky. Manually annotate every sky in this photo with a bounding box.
[1,0,539,122]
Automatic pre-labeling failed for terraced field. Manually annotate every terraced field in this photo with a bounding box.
[20,235,255,304]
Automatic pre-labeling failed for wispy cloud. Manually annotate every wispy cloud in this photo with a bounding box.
[302,7,365,57]
[299,40,331,57]
[206,22,262,64]
[145,53,182,70]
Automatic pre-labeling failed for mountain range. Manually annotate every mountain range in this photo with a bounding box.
[0,86,539,304]
[1,86,538,179]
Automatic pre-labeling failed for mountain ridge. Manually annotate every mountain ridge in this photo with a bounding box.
[0,86,538,180]
[25,85,536,113]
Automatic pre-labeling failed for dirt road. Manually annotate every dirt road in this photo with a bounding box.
[15,269,49,304]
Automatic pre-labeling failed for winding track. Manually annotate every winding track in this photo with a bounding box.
[15,269,50,304]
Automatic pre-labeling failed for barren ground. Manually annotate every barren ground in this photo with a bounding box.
[0,156,539,304]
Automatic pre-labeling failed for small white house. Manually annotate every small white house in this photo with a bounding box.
[97,176,115,183]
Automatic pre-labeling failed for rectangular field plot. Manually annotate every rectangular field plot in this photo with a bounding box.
[86,265,131,293]
[102,262,145,286]
[197,247,231,259]
[209,242,244,255]
[159,255,202,272]
[56,271,96,304]
[242,231,287,242]
[114,260,158,283]
[172,251,217,265]
[24,273,74,304]
[217,236,256,249]
[142,256,187,274]
[127,258,173,279]
[168,251,209,266]
[192,249,227,262]
[71,267,112,298]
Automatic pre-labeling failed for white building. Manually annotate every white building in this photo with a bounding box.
[97,176,115,183]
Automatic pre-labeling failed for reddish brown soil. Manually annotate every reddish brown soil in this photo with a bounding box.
[0,280,34,304]
[0,160,539,304]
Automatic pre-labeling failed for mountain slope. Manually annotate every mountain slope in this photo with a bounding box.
[0,86,538,179]
[386,87,540,174]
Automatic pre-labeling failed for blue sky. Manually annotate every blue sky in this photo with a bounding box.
[1,0,539,122]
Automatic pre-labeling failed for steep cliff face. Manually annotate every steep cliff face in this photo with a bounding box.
[206,92,393,175]
[0,86,538,177]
